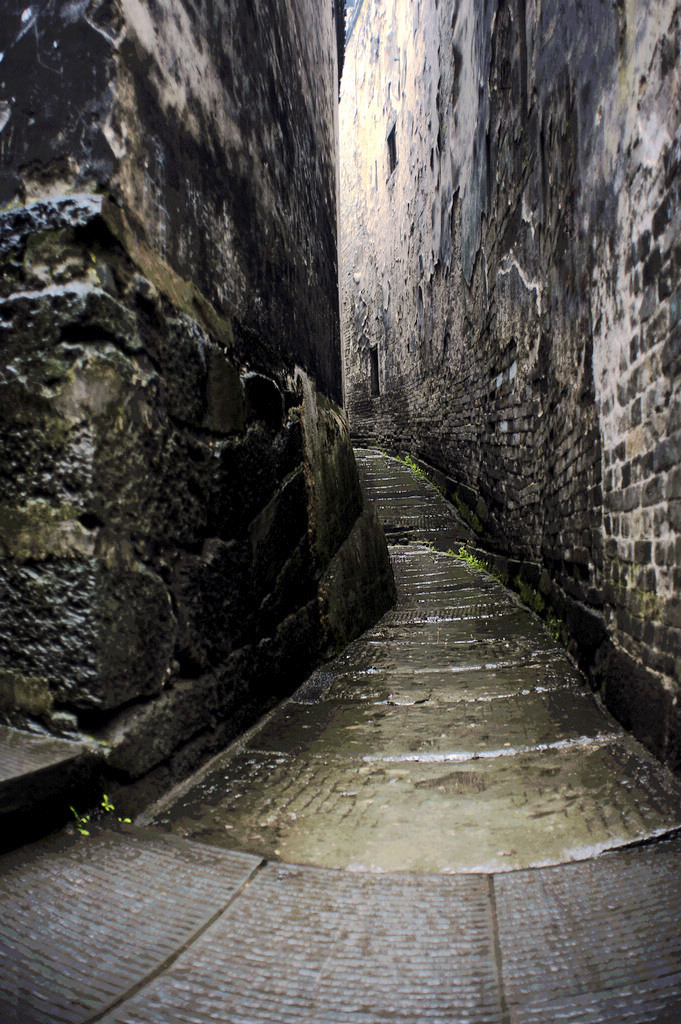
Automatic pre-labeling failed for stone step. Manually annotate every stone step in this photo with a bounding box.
[0,827,261,1024]
[0,725,100,849]
[140,450,681,873]
[3,448,681,1022]
[2,823,679,1024]
[142,733,681,874]
[244,687,620,760]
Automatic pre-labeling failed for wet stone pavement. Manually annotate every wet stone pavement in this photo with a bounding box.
[2,449,681,1022]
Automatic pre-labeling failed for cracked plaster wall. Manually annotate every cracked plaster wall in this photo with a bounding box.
[340,0,681,767]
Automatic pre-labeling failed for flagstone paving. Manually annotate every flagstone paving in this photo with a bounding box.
[1,449,680,1023]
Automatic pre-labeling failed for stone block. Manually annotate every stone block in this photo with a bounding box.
[255,601,321,699]
[171,540,252,674]
[0,725,100,849]
[659,270,674,301]
[0,285,140,361]
[0,559,176,712]
[104,675,219,780]
[639,285,657,322]
[297,372,363,569]
[643,247,662,287]
[669,501,681,533]
[318,507,396,650]
[634,540,653,564]
[670,287,681,327]
[0,501,95,563]
[653,190,673,238]
[205,349,246,434]
[661,596,681,630]
[241,372,284,431]
[208,425,284,538]
[249,467,309,598]
[661,327,681,375]
[594,640,671,761]
[0,668,53,720]
[149,315,210,427]
[665,699,681,772]
[257,537,316,634]
[215,646,256,719]
[555,591,607,673]
[1,290,214,547]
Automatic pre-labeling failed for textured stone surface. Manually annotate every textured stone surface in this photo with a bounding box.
[319,506,397,649]
[340,0,681,768]
[1,452,681,1022]
[0,558,176,711]
[0,725,98,846]
[0,0,345,398]
[103,864,504,1024]
[2,827,680,1024]
[144,454,681,873]
[0,0,391,813]
[495,840,681,1023]
[0,295,388,789]
[0,830,261,1024]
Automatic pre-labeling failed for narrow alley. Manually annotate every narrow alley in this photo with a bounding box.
[2,453,681,1023]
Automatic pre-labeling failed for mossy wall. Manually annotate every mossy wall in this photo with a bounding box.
[0,1,393,803]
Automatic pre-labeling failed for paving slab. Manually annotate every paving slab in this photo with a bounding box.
[0,829,261,1024]
[0,725,99,846]
[145,731,681,873]
[100,863,504,1024]
[246,688,616,758]
[494,836,681,1023]
[0,725,88,783]
[145,452,681,872]
[355,453,471,548]
[294,657,587,706]
[3,449,681,1023]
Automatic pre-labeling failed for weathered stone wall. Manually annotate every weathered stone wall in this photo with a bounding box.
[0,0,394,806]
[341,0,681,766]
[1,0,344,399]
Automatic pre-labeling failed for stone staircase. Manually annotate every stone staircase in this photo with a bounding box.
[1,449,680,1023]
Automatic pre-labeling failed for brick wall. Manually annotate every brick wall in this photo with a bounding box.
[340,0,681,766]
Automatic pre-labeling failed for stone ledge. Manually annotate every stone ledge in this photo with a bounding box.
[0,724,101,850]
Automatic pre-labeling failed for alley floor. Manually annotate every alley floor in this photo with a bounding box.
[2,450,681,1022]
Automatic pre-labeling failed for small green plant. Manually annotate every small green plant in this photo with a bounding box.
[70,806,91,836]
[70,794,131,837]
[546,609,568,645]
[454,543,504,588]
[453,495,483,535]
[451,544,507,585]
[397,454,447,497]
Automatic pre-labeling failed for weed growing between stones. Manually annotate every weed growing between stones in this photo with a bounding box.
[453,544,506,585]
[395,451,486,533]
[70,805,91,836]
[453,546,569,646]
[453,494,483,535]
[395,454,447,498]
[393,451,570,646]
[70,794,131,837]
